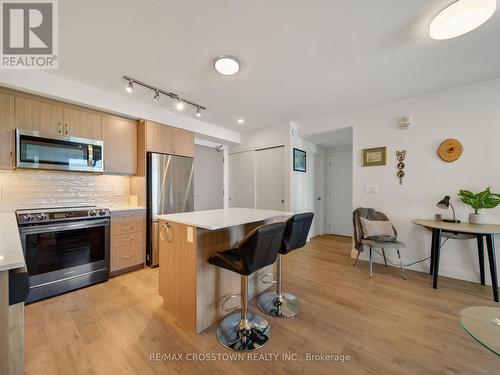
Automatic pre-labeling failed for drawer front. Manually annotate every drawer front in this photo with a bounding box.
[111,231,144,248]
[120,243,145,269]
[111,214,146,236]
[110,213,146,273]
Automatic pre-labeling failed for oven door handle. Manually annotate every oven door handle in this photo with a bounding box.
[19,219,109,235]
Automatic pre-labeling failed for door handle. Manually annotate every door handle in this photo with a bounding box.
[317,197,322,201]
[160,223,172,242]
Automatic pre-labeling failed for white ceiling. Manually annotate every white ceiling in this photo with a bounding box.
[53,0,500,132]
[304,126,353,150]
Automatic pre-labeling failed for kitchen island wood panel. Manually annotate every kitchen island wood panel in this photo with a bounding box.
[157,208,292,334]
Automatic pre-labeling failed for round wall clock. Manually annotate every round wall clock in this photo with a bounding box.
[438,138,463,162]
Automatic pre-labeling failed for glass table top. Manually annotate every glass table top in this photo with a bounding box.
[460,306,500,356]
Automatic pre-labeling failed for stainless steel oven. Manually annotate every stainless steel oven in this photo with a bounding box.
[17,206,110,303]
[16,129,104,173]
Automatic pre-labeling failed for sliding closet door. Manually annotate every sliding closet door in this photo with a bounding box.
[255,146,285,211]
[228,151,255,208]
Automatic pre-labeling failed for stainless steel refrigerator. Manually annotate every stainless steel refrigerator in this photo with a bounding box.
[147,152,194,266]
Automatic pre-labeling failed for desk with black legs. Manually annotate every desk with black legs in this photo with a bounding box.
[413,220,500,302]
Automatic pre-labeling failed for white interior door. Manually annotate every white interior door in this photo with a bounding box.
[327,152,353,236]
[255,146,285,211]
[194,145,224,211]
[228,151,255,208]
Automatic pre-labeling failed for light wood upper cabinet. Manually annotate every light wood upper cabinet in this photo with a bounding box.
[144,120,194,157]
[102,115,137,175]
[15,97,102,139]
[173,128,195,157]
[63,107,101,139]
[145,120,169,154]
[0,93,15,169]
[15,97,64,135]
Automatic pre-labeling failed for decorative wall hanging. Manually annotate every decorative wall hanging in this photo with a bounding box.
[396,150,406,185]
[438,138,463,162]
[362,147,387,167]
[293,148,306,172]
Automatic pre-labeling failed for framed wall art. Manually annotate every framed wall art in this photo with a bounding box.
[362,147,387,167]
[293,148,306,172]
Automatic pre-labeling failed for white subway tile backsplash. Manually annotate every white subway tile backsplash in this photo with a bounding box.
[0,170,130,212]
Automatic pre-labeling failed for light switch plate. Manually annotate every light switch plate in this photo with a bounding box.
[363,186,378,194]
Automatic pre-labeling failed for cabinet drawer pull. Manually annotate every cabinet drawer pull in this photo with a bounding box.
[123,254,135,259]
[9,151,13,163]
[122,237,134,241]
[121,225,134,230]
[64,123,69,135]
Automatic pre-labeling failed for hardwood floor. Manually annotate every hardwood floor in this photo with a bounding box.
[25,235,499,374]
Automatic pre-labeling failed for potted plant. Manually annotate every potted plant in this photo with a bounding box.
[458,187,500,224]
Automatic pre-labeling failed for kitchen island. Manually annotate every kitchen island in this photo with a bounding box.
[156,208,292,334]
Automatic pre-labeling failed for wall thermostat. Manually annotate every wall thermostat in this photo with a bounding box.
[400,116,412,129]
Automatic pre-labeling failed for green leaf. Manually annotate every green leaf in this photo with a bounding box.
[458,190,474,198]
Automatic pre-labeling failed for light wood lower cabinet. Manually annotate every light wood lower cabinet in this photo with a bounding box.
[110,211,146,275]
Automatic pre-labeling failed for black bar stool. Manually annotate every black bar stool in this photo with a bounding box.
[257,212,314,318]
[208,222,286,351]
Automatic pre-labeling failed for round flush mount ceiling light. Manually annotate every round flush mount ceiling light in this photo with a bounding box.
[429,0,496,40]
[214,56,240,76]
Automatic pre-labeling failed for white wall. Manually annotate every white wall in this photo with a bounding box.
[298,77,500,284]
[0,70,240,144]
[229,122,324,236]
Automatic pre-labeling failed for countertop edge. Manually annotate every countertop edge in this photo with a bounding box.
[0,212,26,272]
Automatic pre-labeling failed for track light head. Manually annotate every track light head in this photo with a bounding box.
[196,107,201,117]
[176,98,184,111]
[153,90,160,102]
[126,80,134,93]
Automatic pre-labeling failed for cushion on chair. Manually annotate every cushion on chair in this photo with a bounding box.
[361,239,406,249]
[360,217,396,241]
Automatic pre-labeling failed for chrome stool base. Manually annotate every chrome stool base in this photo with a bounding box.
[257,291,300,318]
[216,310,271,351]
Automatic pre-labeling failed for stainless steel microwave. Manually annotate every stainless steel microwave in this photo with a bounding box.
[16,129,104,173]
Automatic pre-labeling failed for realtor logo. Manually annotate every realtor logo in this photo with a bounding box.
[1,0,58,69]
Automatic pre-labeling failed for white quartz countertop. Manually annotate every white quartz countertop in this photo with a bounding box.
[0,212,25,272]
[156,208,293,230]
[109,206,146,213]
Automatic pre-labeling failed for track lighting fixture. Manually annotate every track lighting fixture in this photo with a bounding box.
[126,79,134,93]
[176,98,184,111]
[122,75,206,117]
